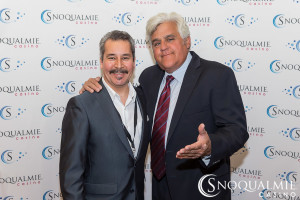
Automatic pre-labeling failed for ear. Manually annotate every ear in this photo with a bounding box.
[184,36,191,49]
[100,59,103,69]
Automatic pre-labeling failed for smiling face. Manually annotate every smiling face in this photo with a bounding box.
[151,21,191,73]
[101,39,135,91]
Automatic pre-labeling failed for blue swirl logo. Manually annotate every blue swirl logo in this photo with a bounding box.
[214,36,225,49]
[0,106,12,120]
[0,58,11,72]
[0,8,11,23]
[266,105,278,118]
[1,150,14,164]
[217,0,227,5]
[41,57,52,71]
[273,14,285,28]
[41,10,52,24]
[42,146,60,160]
[41,103,54,117]
[264,146,277,159]
[270,60,281,73]
[289,128,300,141]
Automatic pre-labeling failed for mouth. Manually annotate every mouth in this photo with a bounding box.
[109,69,128,80]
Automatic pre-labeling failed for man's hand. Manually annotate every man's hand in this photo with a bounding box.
[79,77,102,94]
[176,123,211,159]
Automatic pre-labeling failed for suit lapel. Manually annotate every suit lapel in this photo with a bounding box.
[167,52,203,144]
[93,80,134,158]
[135,94,146,160]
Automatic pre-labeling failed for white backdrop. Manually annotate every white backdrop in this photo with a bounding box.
[0,0,299,199]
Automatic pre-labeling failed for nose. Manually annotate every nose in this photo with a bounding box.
[160,40,168,51]
[115,58,123,68]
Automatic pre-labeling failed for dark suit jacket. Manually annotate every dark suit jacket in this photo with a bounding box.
[59,80,150,200]
[138,51,249,200]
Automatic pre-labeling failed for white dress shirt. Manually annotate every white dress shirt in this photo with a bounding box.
[153,52,210,165]
[103,78,142,158]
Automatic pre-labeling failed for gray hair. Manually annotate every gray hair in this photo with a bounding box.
[99,30,135,60]
[146,12,190,43]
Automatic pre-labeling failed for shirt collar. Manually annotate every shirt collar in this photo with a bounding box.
[102,78,136,106]
[164,52,192,83]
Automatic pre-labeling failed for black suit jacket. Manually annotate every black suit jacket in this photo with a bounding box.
[59,80,150,200]
[138,51,249,200]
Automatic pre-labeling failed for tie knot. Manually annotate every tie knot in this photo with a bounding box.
[166,75,174,86]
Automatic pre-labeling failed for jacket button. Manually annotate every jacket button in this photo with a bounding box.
[130,188,134,193]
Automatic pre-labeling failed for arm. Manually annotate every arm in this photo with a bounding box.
[59,97,89,200]
[79,77,102,94]
[176,67,248,166]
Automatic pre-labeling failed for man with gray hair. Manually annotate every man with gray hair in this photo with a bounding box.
[81,12,248,200]
[59,30,150,200]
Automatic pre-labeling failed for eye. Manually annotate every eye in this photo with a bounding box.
[122,57,130,60]
[153,42,160,47]
[167,37,175,42]
[107,57,115,60]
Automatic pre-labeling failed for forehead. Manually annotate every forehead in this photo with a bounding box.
[104,39,132,55]
[151,21,180,40]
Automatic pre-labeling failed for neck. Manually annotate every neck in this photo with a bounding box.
[103,78,129,105]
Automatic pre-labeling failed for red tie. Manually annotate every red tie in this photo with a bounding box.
[151,75,174,180]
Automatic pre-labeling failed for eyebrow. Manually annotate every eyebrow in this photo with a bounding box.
[151,34,176,43]
[106,53,132,57]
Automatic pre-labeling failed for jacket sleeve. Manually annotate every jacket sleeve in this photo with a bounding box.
[59,97,89,200]
[208,67,249,167]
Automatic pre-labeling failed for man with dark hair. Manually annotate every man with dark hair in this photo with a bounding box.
[59,30,150,200]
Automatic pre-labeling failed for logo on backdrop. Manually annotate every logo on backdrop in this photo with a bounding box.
[134,38,150,49]
[217,0,275,6]
[0,106,26,120]
[55,35,89,49]
[248,126,266,137]
[0,37,40,48]
[244,105,253,113]
[0,8,25,23]
[264,146,300,161]
[0,174,42,186]
[0,129,42,141]
[282,85,300,99]
[267,105,300,118]
[225,14,258,28]
[273,14,300,28]
[42,146,60,160]
[191,39,202,49]
[293,0,300,3]
[231,167,263,180]
[112,12,144,26]
[238,84,268,96]
[1,150,27,164]
[41,57,99,71]
[43,190,63,200]
[0,58,26,72]
[175,0,200,5]
[286,39,300,52]
[41,10,99,24]
[276,171,298,185]
[224,58,256,72]
[184,16,211,27]
[270,60,300,73]
[0,85,41,96]
[214,36,271,51]
[279,127,300,141]
[0,196,29,200]
[260,188,298,200]
[41,103,65,117]
[55,81,82,95]
[135,59,144,67]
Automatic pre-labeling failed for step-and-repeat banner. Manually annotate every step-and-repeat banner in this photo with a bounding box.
[1,0,299,199]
